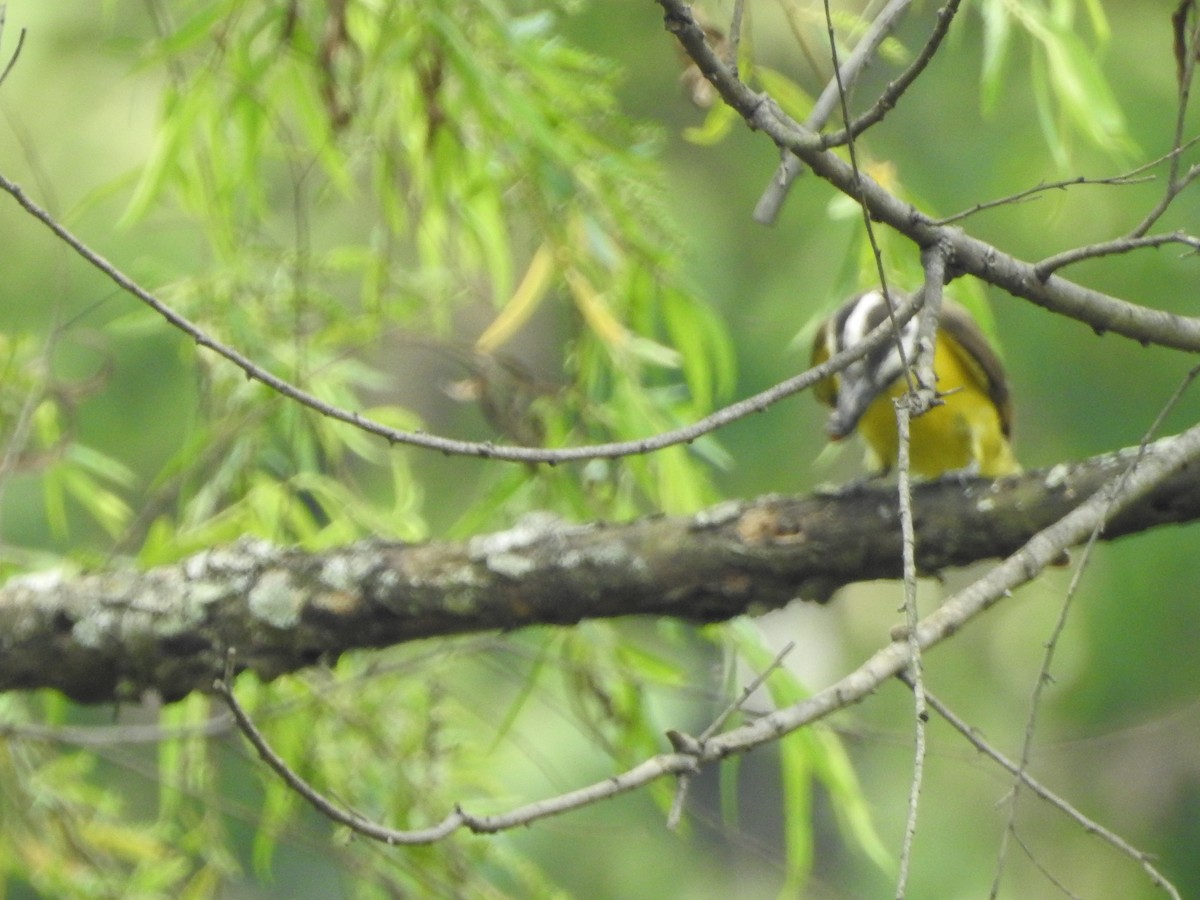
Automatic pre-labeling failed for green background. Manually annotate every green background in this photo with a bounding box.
[0,1,1197,897]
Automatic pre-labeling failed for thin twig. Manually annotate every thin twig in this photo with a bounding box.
[0,170,922,465]
[665,772,692,830]
[216,669,470,844]
[820,0,902,379]
[1125,156,1198,241]
[893,399,925,900]
[660,0,1200,353]
[901,675,1182,900]
[1133,3,1200,238]
[929,171,1168,227]
[775,0,827,84]
[0,16,26,88]
[822,0,965,150]
[207,417,1200,849]
[931,140,1200,227]
[704,641,796,744]
[1035,231,1200,280]
[667,640,795,830]
[891,243,951,899]
[754,0,915,224]
[912,244,948,405]
[992,362,1200,897]
[1010,829,1085,900]
[817,0,936,885]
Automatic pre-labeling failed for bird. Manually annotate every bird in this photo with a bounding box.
[811,289,1020,479]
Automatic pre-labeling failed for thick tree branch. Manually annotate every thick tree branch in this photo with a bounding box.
[3,436,1199,704]
[204,426,1200,851]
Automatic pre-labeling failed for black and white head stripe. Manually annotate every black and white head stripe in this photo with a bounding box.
[827,289,918,384]
[821,289,919,438]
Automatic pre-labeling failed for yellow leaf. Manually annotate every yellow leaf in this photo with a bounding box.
[566,268,628,347]
[475,242,556,353]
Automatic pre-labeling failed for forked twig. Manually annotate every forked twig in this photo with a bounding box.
[666,640,795,829]
[754,0,915,224]
[992,363,1200,896]
[900,674,1182,900]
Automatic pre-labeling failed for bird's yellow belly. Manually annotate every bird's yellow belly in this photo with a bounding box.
[855,340,1018,478]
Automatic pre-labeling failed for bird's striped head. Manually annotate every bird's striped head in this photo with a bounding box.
[818,289,917,439]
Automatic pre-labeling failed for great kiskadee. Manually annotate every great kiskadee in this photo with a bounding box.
[812,289,1020,478]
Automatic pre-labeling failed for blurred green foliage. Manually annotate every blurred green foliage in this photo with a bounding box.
[0,0,1198,897]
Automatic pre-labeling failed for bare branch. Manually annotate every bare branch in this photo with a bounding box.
[702,426,1200,772]
[198,421,1200,849]
[1136,0,1200,238]
[218,661,701,844]
[931,174,1158,227]
[727,0,745,73]
[0,170,920,465]
[932,145,1200,273]
[823,0,965,150]
[216,666,476,845]
[995,362,1200,891]
[894,391,926,900]
[1035,231,1200,280]
[701,641,795,745]
[912,243,949,405]
[666,640,794,830]
[930,141,1199,228]
[6,433,1200,704]
[822,0,895,318]
[753,0,916,224]
[892,241,954,898]
[904,677,1182,900]
[659,0,1200,352]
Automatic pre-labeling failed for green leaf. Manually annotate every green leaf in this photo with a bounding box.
[979,0,1013,114]
[682,102,737,146]
[754,65,815,123]
[1040,23,1135,157]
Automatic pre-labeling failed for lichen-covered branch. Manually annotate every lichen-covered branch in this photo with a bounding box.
[3,436,1199,704]
[213,426,1200,853]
